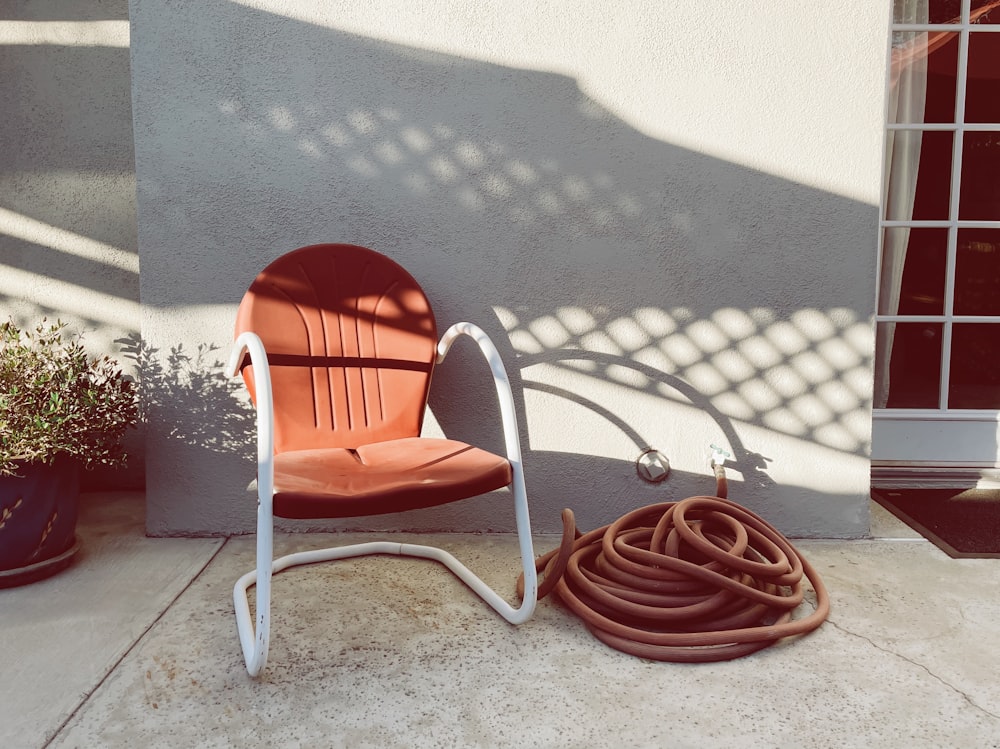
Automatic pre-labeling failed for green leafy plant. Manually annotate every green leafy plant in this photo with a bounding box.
[0,319,139,476]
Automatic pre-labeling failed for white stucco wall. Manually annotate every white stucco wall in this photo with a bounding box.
[131,0,889,537]
[0,1,143,489]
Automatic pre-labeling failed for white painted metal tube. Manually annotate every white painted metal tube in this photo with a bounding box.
[232,323,537,677]
[436,322,537,621]
[228,332,276,676]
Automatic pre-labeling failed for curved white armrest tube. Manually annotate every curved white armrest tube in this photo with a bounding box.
[436,322,537,617]
[228,331,276,675]
[437,322,521,469]
[228,331,276,494]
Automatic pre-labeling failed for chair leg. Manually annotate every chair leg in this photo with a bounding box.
[233,503,274,677]
[234,481,537,676]
[507,462,538,622]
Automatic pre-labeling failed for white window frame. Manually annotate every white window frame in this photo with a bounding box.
[873,1,1000,475]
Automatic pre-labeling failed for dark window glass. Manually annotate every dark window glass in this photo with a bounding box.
[950,324,1000,407]
[955,230,1000,315]
[972,0,1000,24]
[959,132,1000,219]
[893,0,960,24]
[910,130,954,220]
[881,322,943,408]
[966,33,1000,121]
[880,228,948,315]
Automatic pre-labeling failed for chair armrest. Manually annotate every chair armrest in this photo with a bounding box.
[228,331,275,505]
[436,323,537,617]
[436,322,524,469]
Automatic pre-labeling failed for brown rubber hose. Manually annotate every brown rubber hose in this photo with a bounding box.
[519,471,829,662]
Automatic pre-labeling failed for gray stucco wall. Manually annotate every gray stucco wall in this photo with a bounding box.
[131,1,888,537]
[1,1,143,489]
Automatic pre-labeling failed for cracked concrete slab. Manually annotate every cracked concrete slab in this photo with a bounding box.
[810,540,1000,725]
[0,493,223,749]
[33,505,1000,749]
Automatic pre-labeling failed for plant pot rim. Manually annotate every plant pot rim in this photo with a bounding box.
[0,536,80,588]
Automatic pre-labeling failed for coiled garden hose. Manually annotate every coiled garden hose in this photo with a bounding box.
[520,465,829,662]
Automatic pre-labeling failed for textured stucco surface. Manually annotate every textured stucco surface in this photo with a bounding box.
[130,1,889,537]
[0,1,143,488]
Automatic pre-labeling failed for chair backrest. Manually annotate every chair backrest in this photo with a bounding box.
[235,244,438,453]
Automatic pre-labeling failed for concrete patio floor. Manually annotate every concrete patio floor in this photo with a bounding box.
[3,491,999,749]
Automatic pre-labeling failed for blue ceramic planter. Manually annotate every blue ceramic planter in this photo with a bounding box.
[0,455,80,586]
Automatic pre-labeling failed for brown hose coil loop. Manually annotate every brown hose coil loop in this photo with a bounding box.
[520,476,829,662]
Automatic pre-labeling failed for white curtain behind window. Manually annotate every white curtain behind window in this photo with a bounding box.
[874,0,930,408]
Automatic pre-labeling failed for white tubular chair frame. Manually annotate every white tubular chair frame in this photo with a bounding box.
[228,324,537,677]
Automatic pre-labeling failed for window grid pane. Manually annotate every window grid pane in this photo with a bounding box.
[879,2,1000,412]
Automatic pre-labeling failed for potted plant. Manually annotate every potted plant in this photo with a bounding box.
[0,319,138,586]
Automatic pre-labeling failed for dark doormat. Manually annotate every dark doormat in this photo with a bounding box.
[871,488,1000,558]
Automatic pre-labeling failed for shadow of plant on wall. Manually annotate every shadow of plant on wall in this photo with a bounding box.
[116,334,254,456]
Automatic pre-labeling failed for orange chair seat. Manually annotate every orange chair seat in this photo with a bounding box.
[272,437,513,519]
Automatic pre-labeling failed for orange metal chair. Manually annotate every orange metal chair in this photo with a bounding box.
[227,243,537,676]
